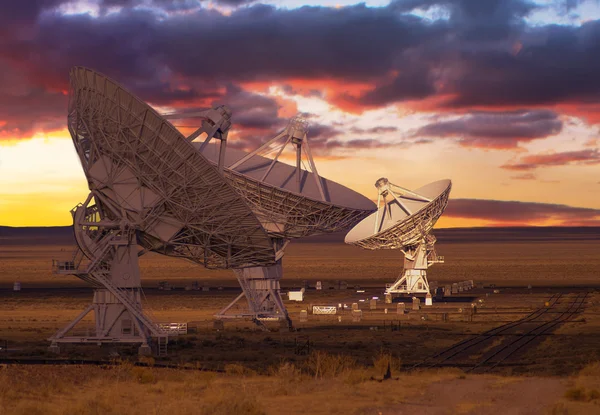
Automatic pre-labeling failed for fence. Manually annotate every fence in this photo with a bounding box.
[157,323,188,335]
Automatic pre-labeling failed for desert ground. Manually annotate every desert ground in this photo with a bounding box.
[1,227,600,414]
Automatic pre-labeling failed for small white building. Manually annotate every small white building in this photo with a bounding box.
[288,288,305,302]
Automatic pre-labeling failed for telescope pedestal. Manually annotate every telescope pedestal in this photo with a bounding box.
[49,289,153,354]
[385,269,430,295]
[385,237,442,297]
[50,235,166,355]
[215,262,292,328]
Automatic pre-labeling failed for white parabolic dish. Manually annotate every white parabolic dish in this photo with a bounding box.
[197,144,375,239]
[345,179,452,249]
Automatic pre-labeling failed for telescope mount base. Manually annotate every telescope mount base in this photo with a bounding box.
[215,264,292,329]
[385,269,430,295]
[50,235,167,356]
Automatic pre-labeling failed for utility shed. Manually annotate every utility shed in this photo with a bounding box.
[288,288,305,302]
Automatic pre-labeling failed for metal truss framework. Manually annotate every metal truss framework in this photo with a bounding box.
[215,262,292,328]
[51,195,168,355]
[68,67,276,270]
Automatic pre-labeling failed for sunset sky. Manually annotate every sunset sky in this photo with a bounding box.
[1,0,600,227]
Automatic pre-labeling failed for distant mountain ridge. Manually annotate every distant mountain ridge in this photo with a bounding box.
[1,225,599,246]
[0,226,74,245]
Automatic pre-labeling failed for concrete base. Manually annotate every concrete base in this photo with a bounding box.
[397,303,406,314]
[48,343,60,354]
[216,263,289,323]
[138,343,152,356]
[279,319,292,330]
[299,310,308,322]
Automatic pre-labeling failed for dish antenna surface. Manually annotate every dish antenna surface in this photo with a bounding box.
[345,178,451,297]
[52,67,375,353]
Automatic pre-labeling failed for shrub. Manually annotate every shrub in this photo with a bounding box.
[373,351,401,376]
[564,387,587,401]
[306,351,357,379]
[138,356,155,367]
[224,363,256,376]
[579,362,600,377]
[588,389,600,401]
[270,361,301,380]
[201,389,266,415]
[130,367,156,384]
[72,397,115,415]
[343,368,371,385]
[547,402,569,415]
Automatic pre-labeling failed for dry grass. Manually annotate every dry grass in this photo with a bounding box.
[0,356,474,415]
[372,350,402,375]
[546,362,600,414]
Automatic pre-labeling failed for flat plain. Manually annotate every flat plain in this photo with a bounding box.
[1,227,600,414]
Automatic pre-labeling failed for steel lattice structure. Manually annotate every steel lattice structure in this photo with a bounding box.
[68,67,276,269]
[224,170,373,239]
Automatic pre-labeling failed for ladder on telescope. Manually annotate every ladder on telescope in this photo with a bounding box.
[157,336,168,357]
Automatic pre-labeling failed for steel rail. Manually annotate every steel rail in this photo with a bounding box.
[468,292,588,373]
[410,293,563,370]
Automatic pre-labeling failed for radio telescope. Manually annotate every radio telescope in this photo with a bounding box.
[345,178,451,297]
[169,108,376,326]
[51,67,374,353]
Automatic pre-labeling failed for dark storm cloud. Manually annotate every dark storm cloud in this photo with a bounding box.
[440,22,600,109]
[213,84,285,131]
[4,3,438,85]
[414,110,563,148]
[98,0,201,11]
[0,0,65,24]
[348,67,437,107]
[389,0,538,40]
[3,0,600,138]
[446,198,600,225]
[502,148,600,170]
[350,126,399,134]
[0,2,436,138]
[309,124,343,141]
[151,4,435,83]
[336,1,600,114]
[212,0,256,6]
[323,138,399,150]
[0,61,67,139]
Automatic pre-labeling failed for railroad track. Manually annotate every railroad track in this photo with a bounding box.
[412,292,588,372]
[468,292,588,373]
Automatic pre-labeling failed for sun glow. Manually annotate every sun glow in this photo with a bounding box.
[0,133,88,226]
